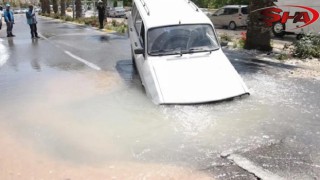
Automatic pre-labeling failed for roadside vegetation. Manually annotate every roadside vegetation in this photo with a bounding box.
[293,34,320,59]
[39,13,128,34]
[218,32,320,61]
[275,33,320,60]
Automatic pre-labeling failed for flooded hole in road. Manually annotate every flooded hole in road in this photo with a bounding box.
[1,51,320,178]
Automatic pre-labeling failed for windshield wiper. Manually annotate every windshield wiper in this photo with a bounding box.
[187,47,219,53]
[151,48,184,56]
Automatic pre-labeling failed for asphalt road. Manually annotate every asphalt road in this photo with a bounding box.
[0,15,320,179]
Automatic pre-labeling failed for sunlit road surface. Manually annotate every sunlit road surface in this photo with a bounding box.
[0,15,320,179]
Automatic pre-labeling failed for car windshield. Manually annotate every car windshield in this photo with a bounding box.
[148,24,220,56]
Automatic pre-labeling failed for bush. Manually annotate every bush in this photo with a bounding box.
[106,21,127,34]
[116,23,128,34]
[65,16,73,21]
[112,19,117,26]
[233,32,246,49]
[293,33,320,59]
[277,43,292,60]
[219,33,232,42]
[53,13,60,19]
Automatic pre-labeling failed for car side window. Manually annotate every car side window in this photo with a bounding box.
[241,7,248,14]
[134,12,143,35]
[131,3,137,19]
[215,8,224,16]
[228,8,238,15]
[139,22,145,46]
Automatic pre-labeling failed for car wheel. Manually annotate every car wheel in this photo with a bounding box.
[228,21,236,30]
[272,22,285,38]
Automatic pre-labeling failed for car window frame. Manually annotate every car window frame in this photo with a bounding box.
[147,23,220,57]
[241,7,248,14]
[214,8,224,16]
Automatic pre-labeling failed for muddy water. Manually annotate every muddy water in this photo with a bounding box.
[0,49,319,179]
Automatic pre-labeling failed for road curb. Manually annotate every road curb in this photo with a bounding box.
[39,15,116,33]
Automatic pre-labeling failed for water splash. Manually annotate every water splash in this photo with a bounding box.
[0,39,9,67]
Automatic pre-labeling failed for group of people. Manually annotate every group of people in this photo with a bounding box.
[0,3,39,38]
[1,1,108,38]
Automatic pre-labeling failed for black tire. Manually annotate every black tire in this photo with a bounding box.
[272,22,285,38]
[228,21,237,30]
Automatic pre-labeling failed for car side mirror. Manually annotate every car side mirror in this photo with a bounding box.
[134,48,144,54]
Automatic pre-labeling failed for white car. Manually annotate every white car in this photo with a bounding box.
[210,5,248,30]
[128,0,249,104]
[108,7,126,17]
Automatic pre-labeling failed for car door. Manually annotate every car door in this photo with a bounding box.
[229,8,240,26]
[130,9,146,80]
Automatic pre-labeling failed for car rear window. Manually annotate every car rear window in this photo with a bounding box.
[241,7,248,14]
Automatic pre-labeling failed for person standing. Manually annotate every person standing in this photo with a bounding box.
[0,6,3,30]
[97,0,106,29]
[3,3,15,37]
[26,5,39,39]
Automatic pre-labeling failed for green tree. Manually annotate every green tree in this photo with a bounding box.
[244,0,274,51]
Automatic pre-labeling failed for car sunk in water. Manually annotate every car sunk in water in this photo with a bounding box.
[128,0,249,104]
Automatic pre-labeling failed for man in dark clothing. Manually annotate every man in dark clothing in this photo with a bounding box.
[97,0,106,29]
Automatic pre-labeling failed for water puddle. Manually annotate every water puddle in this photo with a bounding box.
[1,21,320,178]
[0,40,9,67]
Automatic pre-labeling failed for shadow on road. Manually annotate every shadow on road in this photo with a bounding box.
[115,59,138,82]
[226,51,299,75]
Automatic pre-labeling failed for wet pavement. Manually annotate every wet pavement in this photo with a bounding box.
[0,15,320,179]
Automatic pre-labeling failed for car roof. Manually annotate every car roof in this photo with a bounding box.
[134,0,212,29]
[223,5,248,8]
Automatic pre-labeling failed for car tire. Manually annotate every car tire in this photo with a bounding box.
[272,22,285,38]
[228,21,236,30]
